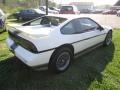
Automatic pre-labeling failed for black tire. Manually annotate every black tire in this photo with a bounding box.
[103,31,112,46]
[49,47,73,73]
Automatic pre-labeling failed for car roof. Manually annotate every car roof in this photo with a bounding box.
[46,14,88,20]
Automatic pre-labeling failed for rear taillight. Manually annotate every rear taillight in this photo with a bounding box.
[8,31,38,53]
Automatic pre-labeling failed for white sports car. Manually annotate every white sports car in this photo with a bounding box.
[6,14,112,73]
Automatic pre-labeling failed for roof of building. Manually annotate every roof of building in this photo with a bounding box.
[115,0,120,6]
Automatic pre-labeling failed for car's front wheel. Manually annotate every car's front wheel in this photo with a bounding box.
[104,31,112,46]
[49,47,73,73]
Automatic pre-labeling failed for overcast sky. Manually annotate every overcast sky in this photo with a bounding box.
[51,0,118,5]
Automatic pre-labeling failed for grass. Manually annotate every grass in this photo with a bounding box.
[0,29,120,90]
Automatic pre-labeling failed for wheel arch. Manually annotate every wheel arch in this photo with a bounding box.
[109,29,112,33]
[107,29,112,36]
[103,29,112,46]
[48,44,74,73]
[49,44,74,63]
[56,44,74,53]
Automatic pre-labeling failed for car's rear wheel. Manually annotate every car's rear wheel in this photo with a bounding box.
[49,47,73,73]
[104,31,112,46]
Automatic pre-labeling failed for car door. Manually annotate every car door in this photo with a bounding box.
[78,18,106,44]
[61,18,106,54]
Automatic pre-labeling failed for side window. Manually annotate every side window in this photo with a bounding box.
[77,18,99,33]
[67,6,73,11]
[27,10,35,14]
[40,7,45,11]
[61,21,76,34]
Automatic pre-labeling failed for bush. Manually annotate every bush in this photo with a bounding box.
[0,3,24,19]
[0,3,23,13]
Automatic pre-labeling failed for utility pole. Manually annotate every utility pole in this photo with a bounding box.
[38,0,41,7]
[46,0,48,15]
[39,0,48,15]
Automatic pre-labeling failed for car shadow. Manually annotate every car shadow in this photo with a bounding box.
[0,43,115,90]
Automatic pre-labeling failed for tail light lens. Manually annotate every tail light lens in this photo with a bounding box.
[8,31,38,53]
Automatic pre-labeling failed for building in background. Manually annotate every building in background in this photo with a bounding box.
[115,0,120,6]
[69,2,94,13]
[110,6,120,10]
[110,0,120,10]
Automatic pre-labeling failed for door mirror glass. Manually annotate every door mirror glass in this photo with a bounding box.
[97,26,104,31]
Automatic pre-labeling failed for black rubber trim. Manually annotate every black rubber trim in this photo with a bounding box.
[37,48,56,53]
[71,33,107,44]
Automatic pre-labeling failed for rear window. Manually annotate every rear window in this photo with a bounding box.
[23,16,67,26]
[39,7,45,11]
[61,6,73,11]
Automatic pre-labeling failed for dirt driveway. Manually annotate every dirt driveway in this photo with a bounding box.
[82,14,120,28]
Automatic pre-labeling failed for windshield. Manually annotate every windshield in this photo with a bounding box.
[61,6,73,11]
[24,16,67,26]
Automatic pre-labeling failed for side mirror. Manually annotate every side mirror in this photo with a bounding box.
[97,26,104,31]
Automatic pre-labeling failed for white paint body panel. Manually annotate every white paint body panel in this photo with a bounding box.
[6,38,54,67]
[6,15,112,67]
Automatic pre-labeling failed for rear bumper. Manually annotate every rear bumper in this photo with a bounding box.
[6,37,54,68]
